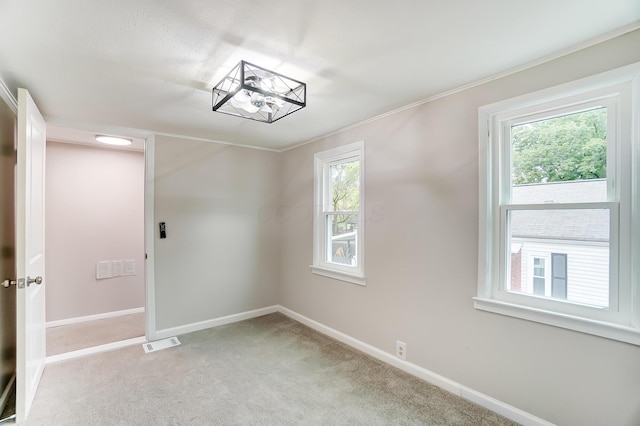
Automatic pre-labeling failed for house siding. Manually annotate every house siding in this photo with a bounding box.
[516,238,609,307]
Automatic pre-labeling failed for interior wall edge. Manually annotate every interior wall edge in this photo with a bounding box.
[152,305,279,341]
[144,135,156,342]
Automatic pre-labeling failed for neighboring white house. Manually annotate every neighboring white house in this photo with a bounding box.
[509,179,609,308]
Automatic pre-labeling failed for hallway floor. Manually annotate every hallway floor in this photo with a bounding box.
[46,312,145,356]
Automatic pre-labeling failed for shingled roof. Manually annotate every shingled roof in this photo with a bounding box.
[510,179,609,242]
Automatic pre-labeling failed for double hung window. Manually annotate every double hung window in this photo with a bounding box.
[476,63,640,344]
[312,142,365,285]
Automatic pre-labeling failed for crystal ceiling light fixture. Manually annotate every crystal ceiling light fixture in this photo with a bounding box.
[212,60,306,123]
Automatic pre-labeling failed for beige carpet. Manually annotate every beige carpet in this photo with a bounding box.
[46,312,145,356]
[28,313,516,425]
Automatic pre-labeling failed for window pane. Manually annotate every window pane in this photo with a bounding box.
[507,208,609,308]
[511,107,607,204]
[533,258,545,277]
[326,213,358,266]
[329,160,360,212]
[533,277,545,295]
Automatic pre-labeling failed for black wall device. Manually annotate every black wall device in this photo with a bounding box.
[159,222,167,239]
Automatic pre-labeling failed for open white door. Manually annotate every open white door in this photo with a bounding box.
[15,88,46,423]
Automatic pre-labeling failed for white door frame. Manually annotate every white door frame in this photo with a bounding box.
[144,135,157,341]
[0,76,17,420]
[2,79,159,422]
[16,88,47,423]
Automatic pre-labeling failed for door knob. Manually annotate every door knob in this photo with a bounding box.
[1,279,16,288]
[27,276,42,286]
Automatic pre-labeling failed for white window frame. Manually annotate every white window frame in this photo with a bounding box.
[530,255,548,297]
[476,62,640,345]
[311,141,365,285]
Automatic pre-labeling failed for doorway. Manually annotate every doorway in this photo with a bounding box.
[0,84,153,421]
[44,129,146,360]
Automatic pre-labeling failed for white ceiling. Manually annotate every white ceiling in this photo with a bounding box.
[1,1,639,150]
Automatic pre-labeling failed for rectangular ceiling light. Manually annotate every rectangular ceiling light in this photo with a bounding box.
[212,60,306,123]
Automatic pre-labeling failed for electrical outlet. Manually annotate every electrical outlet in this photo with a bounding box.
[396,340,407,360]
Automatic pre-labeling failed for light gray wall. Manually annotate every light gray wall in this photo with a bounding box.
[278,29,640,426]
[0,92,16,393]
[153,135,280,331]
[45,142,145,321]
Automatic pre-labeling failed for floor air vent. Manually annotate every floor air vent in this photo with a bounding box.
[143,337,181,353]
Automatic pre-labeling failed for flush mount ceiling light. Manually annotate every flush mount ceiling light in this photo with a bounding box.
[95,135,132,146]
[212,60,306,123]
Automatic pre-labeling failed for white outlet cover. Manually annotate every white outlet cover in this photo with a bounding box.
[396,340,407,360]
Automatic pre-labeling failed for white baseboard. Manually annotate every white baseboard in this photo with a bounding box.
[146,304,551,425]
[276,305,554,426]
[46,307,145,328]
[459,386,553,426]
[152,305,279,340]
[45,336,147,365]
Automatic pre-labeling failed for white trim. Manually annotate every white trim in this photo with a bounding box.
[310,265,365,286]
[45,336,147,365]
[278,306,458,393]
[504,201,617,211]
[151,131,280,153]
[460,386,555,426]
[47,137,144,153]
[45,117,280,153]
[473,297,640,345]
[633,65,640,330]
[277,306,553,426]
[45,307,145,328]
[478,64,640,120]
[23,21,639,157]
[477,62,640,343]
[30,21,640,157]
[312,141,366,283]
[0,78,17,114]
[283,22,640,153]
[144,135,157,341]
[28,22,640,156]
[103,302,552,424]
[0,87,16,414]
[152,306,279,340]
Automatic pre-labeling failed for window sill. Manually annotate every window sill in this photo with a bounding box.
[473,297,640,346]
[310,265,366,286]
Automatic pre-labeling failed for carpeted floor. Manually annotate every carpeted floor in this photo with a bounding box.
[46,313,145,356]
[27,313,517,425]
